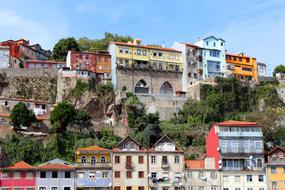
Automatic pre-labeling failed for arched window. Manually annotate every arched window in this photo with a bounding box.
[134,79,149,94]
[91,156,96,165]
[101,156,106,163]
[159,82,173,96]
[81,156,86,163]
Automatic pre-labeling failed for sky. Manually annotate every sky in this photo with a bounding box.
[0,0,284,75]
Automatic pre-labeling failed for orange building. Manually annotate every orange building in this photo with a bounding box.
[66,50,111,81]
[226,52,258,82]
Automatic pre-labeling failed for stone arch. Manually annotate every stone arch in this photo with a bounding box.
[134,79,149,94]
[159,81,174,96]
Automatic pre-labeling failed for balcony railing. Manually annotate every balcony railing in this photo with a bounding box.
[75,162,112,168]
[161,162,170,169]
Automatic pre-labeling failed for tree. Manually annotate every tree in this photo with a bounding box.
[52,37,80,61]
[273,65,285,76]
[2,134,44,164]
[72,109,92,132]
[10,102,36,129]
[77,32,133,51]
[50,102,76,134]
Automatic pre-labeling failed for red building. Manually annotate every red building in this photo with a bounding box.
[0,39,51,68]
[66,51,111,81]
[24,60,66,69]
[0,161,36,190]
[206,120,264,170]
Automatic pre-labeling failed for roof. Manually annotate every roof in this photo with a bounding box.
[257,62,266,67]
[0,97,49,104]
[267,146,285,156]
[226,52,252,59]
[69,50,111,56]
[185,160,205,169]
[181,42,200,48]
[111,42,181,53]
[1,161,35,170]
[38,158,73,170]
[76,146,109,154]
[203,36,225,42]
[215,120,259,127]
[25,60,65,64]
[154,135,175,147]
[112,135,147,152]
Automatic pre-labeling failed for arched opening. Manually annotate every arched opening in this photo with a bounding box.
[101,156,106,163]
[91,156,96,165]
[81,156,86,163]
[134,79,149,94]
[159,82,173,96]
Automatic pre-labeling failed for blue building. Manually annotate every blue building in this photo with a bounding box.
[195,36,226,79]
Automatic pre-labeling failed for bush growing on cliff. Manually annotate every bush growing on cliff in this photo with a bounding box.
[10,102,36,130]
[71,80,89,98]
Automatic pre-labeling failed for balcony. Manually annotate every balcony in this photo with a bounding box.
[161,162,170,170]
[75,162,112,169]
[151,177,170,184]
[125,162,133,170]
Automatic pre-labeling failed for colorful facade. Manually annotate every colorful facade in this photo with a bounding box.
[112,136,149,190]
[148,135,185,190]
[66,51,111,81]
[194,36,226,79]
[75,146,112,190]
[266,146,285,190]
[226,52,258,82]
[0,161,36,190]
[36,158,75,190]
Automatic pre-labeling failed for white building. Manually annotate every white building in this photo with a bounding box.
[0,46,10,69]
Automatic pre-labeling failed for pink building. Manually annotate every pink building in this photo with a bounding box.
[0,161,36,190]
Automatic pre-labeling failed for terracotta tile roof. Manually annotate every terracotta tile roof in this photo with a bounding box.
[76,146,109,154]
[0,97,49,104]
[185,160,205,169]
[215,120,259,127]
[37,163,74,170]
[267,146,285,155]
[226,53,253,59]
[112,42,181,52]
[1,161,35,170]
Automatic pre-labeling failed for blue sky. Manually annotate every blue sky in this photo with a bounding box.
[0,0,284,75]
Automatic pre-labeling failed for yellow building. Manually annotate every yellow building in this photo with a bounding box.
[110,39,182,72]
[226,52,258,82]
[75,146,112,190]
[266,147,285,190]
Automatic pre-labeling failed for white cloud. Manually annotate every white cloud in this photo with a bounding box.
[0,10,69,49]
[220,10,285,75]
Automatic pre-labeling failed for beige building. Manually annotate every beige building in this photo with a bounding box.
[185,158,221,190]
[112,136,149,190]
[148,135,185,190]
[221,171,266,190]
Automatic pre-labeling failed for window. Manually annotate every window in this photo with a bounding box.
[199,187,204,190]
[1,171,8,178]
[153,52,157,56]
[142,50,147,55]
[26,188,34,190]
[259,188,264,190]
[115,156,120,163]
[174,156,180,163]
[223,175,229,182]
[39,188,46,190]
[211,186,218,190]
[119,48,123,53]
[139,156,144,163]
[235,189,241,190]
[221,42,224,46]
[91,156,96,164]
[77,172,84,178]
[26,171,34,178]
[64,187,70,190]
[151,156,156,164]
[125,49,129,54]
[258,175,264,182]
[206,41,209,46]
[81,156,86,163]
[13,171,21,179]
[162,156,168,165]
[271,167,277,173]
[213,42,216,46]
[114,187,120,190]
[211,172,217,179]
[14,188,20,190]
[234,175,240,182]
[151,172,157,178]
[223,189,229,190]
[137,49,141,55]
[158,52,162,57]
[247,175,252,182]
[51,187,58,190]
[138,171,144,178]
[65,172,70,178]
[126,171,132,178]
[272,182,278,190]
[209,50,220,57]
[89,172,96,179]
[102,172,108,178]
[127,187,132,190]
[115,171,120,178]
[247,188,253,190]
[135,80,149,94]
[101,156,106,163]
[198,171,204,178]
[138,187,144,190]
[52,171,58,178]
[40,171,46,178]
